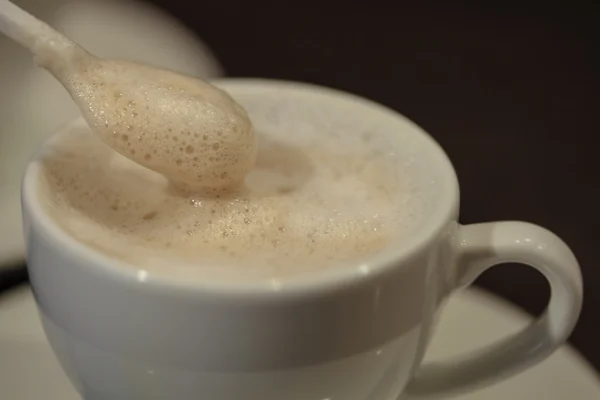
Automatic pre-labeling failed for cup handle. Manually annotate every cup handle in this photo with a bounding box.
[405,221,583,398]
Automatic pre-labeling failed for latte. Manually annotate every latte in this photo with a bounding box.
[37,85,427,281]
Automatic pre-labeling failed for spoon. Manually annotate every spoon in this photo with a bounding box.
[0,0,256,190]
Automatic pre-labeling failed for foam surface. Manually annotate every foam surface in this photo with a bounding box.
[38,88,429,281]
[66,58,256,189]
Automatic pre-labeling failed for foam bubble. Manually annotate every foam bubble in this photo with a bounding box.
[66,59,257,189]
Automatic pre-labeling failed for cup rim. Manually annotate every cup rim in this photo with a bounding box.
[22,78,459,298]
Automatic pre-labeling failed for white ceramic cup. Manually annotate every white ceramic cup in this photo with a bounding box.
[22,79,583,400]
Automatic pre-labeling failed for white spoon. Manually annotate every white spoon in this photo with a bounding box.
[0,0,256,190]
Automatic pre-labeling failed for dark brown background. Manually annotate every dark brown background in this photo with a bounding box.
[1,0,598,375]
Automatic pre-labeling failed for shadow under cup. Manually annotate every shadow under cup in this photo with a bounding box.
[22,79,469,400]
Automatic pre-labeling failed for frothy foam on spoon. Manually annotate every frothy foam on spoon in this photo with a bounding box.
[67,58,257,191]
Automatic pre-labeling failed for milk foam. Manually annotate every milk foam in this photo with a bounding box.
[66,58,256,190]
[38,89,428,281]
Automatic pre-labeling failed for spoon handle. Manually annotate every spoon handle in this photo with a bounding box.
[0,0,80,71]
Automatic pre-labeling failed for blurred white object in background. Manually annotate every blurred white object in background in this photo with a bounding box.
[0,0,223,266]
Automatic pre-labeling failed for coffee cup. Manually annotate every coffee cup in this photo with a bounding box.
[22,79,583,399]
